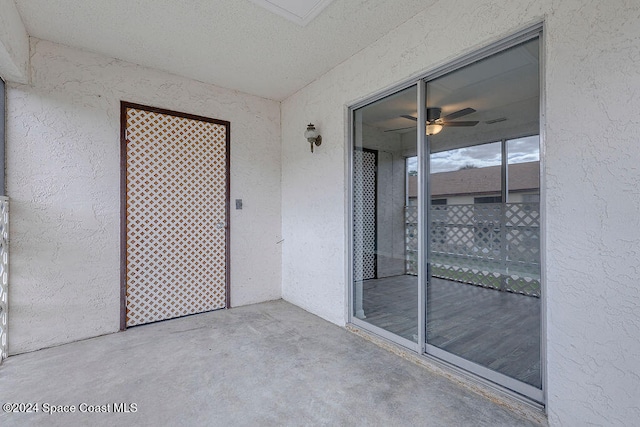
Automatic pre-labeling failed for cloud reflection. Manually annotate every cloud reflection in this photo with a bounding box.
[407,135,539,173]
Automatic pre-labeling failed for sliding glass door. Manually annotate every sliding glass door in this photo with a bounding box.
[424,38,541,400]
[351,33,542,402]
[352,85,419,346]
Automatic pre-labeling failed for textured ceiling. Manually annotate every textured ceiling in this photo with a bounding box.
[14,0,436,101]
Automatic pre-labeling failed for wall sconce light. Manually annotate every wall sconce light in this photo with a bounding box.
[304,123,322,153]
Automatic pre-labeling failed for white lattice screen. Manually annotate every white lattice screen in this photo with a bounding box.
[125,107,228,327]
[353,150,377,280]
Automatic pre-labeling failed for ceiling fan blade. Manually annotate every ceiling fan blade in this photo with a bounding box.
[442,107,476,121]
[385,126,415,132]
[442,120,479,127]
[400,114,418,121]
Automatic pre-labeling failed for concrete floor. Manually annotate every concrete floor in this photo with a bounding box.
[0,300,543,426]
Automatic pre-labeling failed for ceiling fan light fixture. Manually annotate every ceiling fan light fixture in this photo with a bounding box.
[426,123,443,135]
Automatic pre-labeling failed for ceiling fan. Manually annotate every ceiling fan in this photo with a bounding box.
[387,107,479,135]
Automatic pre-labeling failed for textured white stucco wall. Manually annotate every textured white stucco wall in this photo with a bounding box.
[281,0,640,424]
[544,1,640,425]
[6,39,282,354]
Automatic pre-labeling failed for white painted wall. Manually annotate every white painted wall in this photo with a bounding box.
[6,39,282,354]
[376,150,406,278]
[281,0,640,425]
[0,0,29,83]
[356,124,406,278]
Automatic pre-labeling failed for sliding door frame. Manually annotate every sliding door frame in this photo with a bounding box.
[347,23,546,406]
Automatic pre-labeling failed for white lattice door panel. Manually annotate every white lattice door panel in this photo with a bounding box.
[124,105,229,327]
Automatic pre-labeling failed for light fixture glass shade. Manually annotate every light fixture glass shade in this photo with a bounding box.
[426,123,443,136]
[305,124,318,140]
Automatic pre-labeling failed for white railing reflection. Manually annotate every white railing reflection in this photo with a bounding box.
[0,197,8,362]
[405,203,540,297]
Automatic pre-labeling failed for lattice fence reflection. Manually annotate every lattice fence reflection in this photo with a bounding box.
[405,203,540,297]
[353,150,377,280]
[405,206,418,275]
[0,197,8,362]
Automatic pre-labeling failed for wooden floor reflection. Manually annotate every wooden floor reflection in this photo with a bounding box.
[360,275,541,388]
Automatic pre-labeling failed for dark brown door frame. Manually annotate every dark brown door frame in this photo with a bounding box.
[119,101,231,331]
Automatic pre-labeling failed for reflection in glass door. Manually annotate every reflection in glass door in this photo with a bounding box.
[425,38,542,400]
[352,85,419,345]
[350,33,542,403]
